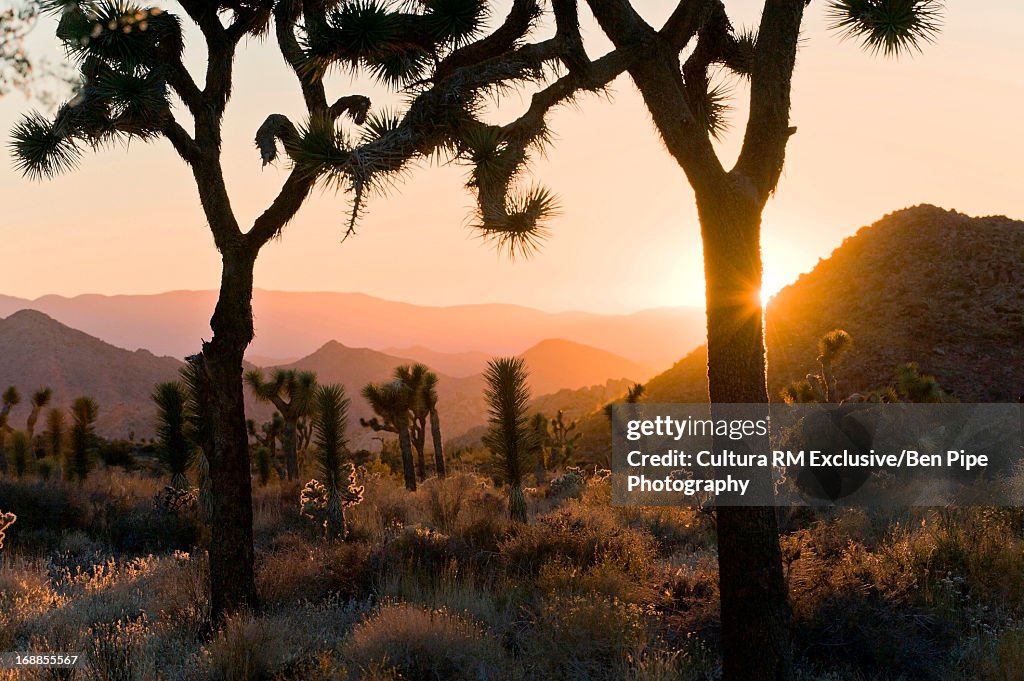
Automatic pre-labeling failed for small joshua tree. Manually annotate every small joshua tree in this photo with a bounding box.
[10,431,31,478]
[818,329,854,403]
[482,357,534,523]
[245,369,318,481]
[362,379,416,491]
[303,383,363,539]
[25,387,53,440]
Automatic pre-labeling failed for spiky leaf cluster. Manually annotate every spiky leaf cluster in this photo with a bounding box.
[482,356,534,490]
[152,381,197,490]
[11,2,181,178]
[827,0,943,57]
[300,0,488,84]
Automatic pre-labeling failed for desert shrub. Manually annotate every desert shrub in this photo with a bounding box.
[257,535,372,606]
[86,616,152,681]
[371,525,456,578]
[548,468,586,500]
[344,603,509,680]
[98,440,138,470]
[517,593,650,680]
[206,613,285,681]
[500,502,657,578]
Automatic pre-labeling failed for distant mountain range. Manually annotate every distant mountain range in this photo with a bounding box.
[0,290,703,370]
[0,311,654,444]
[5,205,1019,454]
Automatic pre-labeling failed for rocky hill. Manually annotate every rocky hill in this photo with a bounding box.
[571,206,1024,460]
[0,310,182,439]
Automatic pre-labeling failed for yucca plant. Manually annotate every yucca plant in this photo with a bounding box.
[44,407,66,462]
[482,357,534,523]
[69,396,98,482]
[152,381,196,490]
[245,369,318,481]
[306,383,363,539]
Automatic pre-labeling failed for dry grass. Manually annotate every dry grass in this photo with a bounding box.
[2,467,1023,680]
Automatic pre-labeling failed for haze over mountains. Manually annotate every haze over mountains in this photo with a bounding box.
[0,312,656,444]
[0,290,702,370]
[3,205,1019,452]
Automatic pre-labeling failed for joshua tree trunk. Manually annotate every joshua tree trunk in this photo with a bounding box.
[430,409,445,478]
[397,423,416,492]
[281,418,299,481]
[201,243,260,621]
[413,420,427,482]
[697,188,792,681]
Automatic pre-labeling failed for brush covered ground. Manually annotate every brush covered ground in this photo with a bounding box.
[3,458,1024,681]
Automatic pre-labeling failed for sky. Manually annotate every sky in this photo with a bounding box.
[0,1,1022,314]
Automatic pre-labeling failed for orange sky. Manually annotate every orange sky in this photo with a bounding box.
[1,1,1021,313]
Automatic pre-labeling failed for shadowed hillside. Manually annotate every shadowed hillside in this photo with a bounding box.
[0,310,182,439]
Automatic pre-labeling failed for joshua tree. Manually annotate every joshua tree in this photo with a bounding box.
[69,396,98,482]
[528,411,555,483]
[393,364,429,480]
[422,371,445,479]
[0,386,21,474]
[247,412,285,480]
[12,0,632,618]
[577,2,945,675]
[308,383,363,539]
[44,407,65,462]
[391,363,448,480]
[361,380,416,491]
[482,357,534,523]
[818,329,853,403]
[25,387,53,440]
[548,409,581,468]
[245,369,317,481]
[153,381,196,490]
[895,363,951,403]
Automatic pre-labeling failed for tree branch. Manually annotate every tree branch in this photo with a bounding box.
[435,0,541,79]
[244,168,317,250]
[731,0,806,203]
[162,116,200,164]
[585,0,726,192]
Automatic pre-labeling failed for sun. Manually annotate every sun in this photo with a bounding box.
[759,271,788,308]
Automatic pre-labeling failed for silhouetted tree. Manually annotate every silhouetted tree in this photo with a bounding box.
[0,386,22,474]
[10,0,643,621]
[245,369,317,481]
[818,329,853,403]
[581,2,944,676]
[247,412,285,481]
[44,407,65,463]
[529,412,551,483]
[362,380,416,491]
[10,431,31,478]
[25,387,52,440]
[483,357,534,523]
[69,396,98,481]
